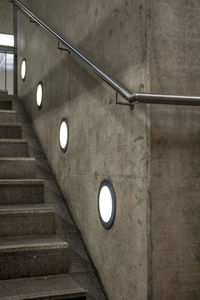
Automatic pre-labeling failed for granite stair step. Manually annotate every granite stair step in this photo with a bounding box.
[0,235,69,280]
[0,204,55,237]
[0,123,22,138]
[0,179,44,204]
[0,139,28,157]
[0,110,16,123]
[0,274,87,300]
[0,157,36,179]
[0,89,8,95]
[0,97,12,110]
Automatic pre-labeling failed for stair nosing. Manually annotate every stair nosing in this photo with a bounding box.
[0,110,16,114]
[0,179,44,186]
[0,236,68,254]
[0,139,27,143]
[0,123,21,126]
[0,205,55,215]
[0,157,35,161]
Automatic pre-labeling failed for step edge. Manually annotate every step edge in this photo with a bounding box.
[0,139,27,143]
[0,239,68,253]
[0,110,16,114]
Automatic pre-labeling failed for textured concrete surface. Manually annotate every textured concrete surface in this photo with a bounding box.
[0,0,13,34]
[17,0,200,299]
[17,1,149,299]
[150,0,200,299]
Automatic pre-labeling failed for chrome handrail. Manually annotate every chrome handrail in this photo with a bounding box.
[11,0,200,106]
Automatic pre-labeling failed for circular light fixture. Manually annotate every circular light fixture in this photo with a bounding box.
[36,82,43,109]
[59,117,69,153]
[21,59,26,81]
[98,179,116,229]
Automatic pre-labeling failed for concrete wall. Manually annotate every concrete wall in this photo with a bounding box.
[150,0,200,299]
[17,1,150,300]
[0,0,13,34]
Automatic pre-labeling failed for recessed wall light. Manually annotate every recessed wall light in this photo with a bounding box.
[36,82,43,109]
[21,59,26,81]
[59,117,69,153]
[98,179,116,229]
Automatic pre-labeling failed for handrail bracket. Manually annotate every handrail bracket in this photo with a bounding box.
[57,41,71,55]
[115,92,136,110]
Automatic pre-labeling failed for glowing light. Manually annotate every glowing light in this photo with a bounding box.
[99,185,113,223]
[98,180,116,229]
[21,59,26,80]
[36,83,43,108]
[59,118,69,152]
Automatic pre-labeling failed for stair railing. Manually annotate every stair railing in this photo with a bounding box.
[10,0,200,107]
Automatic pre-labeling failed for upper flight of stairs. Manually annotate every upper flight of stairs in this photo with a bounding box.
[0,91,86,300]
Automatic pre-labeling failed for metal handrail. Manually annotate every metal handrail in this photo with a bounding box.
[11,0,200,106]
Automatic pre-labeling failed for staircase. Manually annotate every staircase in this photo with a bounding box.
[0,90,86,299]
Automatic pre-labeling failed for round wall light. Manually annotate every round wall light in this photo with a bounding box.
[36,82,43,109]
[21,59,26,81]
[98,179,116,229]
[59,117,69,153]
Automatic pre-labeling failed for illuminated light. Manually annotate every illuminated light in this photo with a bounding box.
[36,82,43,108]
[98,180,116,229]
[21,59,26,81]
[59,117,69,152]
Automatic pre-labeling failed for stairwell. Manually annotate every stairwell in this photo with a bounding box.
[0,91,106,300]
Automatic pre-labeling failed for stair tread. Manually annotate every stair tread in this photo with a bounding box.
[0,123,21,126]
[0,235,68,253]
[0,139,27,143]
[0,274,86,299]
[0,157,35,161]
[0,110,16,114]
[0,179,44,184]
[0,204,55,215]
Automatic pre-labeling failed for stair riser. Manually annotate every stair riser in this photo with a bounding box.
[0,101,12,110]
[0,142,28,157]
[0,183,44,204]
[0,125,21,138]
[0,160,36,179]
[0,112,16,123]
[0,213,55,237]
[0,91,8,96]
[0,249,69,280]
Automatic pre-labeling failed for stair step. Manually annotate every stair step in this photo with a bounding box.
[0,139,28,157]
[0,90,8,96]
[0,274,86,300]
[0,204,55,237]
[0,157,36,179]
[0,236,69,280]
[0,99,12,110]
[0,123,22,138]
[0,179,44,204]
[0,109,16,123]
